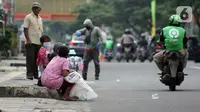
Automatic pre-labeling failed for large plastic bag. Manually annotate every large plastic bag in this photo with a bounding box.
[64,71,80,83]
[69,78,98,100]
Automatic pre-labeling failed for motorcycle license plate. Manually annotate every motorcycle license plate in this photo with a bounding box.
[107,52,112,56]
[125,47,131,52]
[156,49,161,52]
[140,48,144,51]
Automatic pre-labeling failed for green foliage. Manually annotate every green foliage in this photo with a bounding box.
[110,23,124,38]
[72,0,152,37]
[73,1,114,26]
[0,25,19,53]
[41,0,200,41]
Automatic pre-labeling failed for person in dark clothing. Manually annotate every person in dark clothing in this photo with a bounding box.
[76,19,103,80]
[137,35,148,49]
[149,29,162,49]
[120,29,136,53]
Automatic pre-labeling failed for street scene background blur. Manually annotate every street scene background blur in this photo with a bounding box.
[0,0,199,61]
[0,0,200,112]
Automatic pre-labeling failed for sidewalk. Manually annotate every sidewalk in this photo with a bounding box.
[1,54,26,60]
[0,98,90,112]
[0,58,26,83]
[0,59,91,112]
[0,59,60,99]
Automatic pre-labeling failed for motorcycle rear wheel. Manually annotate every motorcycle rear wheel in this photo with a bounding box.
[169,84,176,91]
[140,58,145,62]
[107,58,112,62]
[116,57,121,62]
[126,58,129,62]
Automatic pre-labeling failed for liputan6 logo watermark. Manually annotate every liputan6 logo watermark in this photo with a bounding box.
[176,6,193,23]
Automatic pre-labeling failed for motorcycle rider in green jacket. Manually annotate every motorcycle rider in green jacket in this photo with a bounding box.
[153,15,188,75]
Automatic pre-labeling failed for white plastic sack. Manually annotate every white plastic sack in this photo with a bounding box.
[70,78,98,100]
[64,71,80,83]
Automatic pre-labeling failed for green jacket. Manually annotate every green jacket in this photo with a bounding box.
[159,26,187,51]
[105,39,114,49]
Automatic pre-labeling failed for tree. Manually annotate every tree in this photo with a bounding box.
[73,1,114,26]
[72,0,152,37]
[110,0,151,34]
[172,0,200,36]
[69,0,200,38]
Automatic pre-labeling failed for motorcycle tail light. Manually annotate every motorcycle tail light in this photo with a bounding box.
[69,41,75,46]
[156,45,161,49]
[197,47,200,52]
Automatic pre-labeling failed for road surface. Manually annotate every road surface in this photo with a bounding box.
[86,60,200,112]
[0,60,200,112]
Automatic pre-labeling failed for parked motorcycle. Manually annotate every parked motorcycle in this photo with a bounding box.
[68,49,83,71]
[160,51,185,91]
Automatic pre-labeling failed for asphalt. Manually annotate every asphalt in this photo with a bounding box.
[0,59,200,112]
[84,60,200,112]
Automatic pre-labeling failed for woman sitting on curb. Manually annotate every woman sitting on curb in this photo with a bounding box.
[41,46,75,101]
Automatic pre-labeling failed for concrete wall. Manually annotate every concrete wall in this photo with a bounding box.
[15,0,88,13]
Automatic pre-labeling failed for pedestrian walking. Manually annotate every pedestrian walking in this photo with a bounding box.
[76,19,103,80]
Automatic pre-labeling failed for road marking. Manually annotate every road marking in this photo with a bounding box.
[188,66,200,70]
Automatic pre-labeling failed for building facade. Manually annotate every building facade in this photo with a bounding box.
[15,0,90,13]
[14,0,91,21]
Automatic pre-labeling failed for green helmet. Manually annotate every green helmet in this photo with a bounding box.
[169,15,181,26]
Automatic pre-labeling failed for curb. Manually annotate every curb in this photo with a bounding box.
[0,85,60,99]
[0,63,26,72]
[0,67,26,72]
[1,57,25,60]
[10,63,26,67]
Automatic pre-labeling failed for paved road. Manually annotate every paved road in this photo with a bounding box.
[85,60,200,112]
[0,60,200,112]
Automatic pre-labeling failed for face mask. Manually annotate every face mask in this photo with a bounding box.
[85,26,91,30]
[43,42,51,48]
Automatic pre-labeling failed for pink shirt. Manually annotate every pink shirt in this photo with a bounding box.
[41,56,69,89]
[37,47,49,67]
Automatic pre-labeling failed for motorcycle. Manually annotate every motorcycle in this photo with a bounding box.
[148,45,163,62]
[124,44,137,62]
[160,51,185,91]
[116,43,123,62]
[105,49,113,62]
[68,49,83,71]
[116,51,123,62]
[137,46,148,62]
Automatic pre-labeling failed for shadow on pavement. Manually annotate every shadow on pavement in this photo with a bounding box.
[138,89,200,92]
